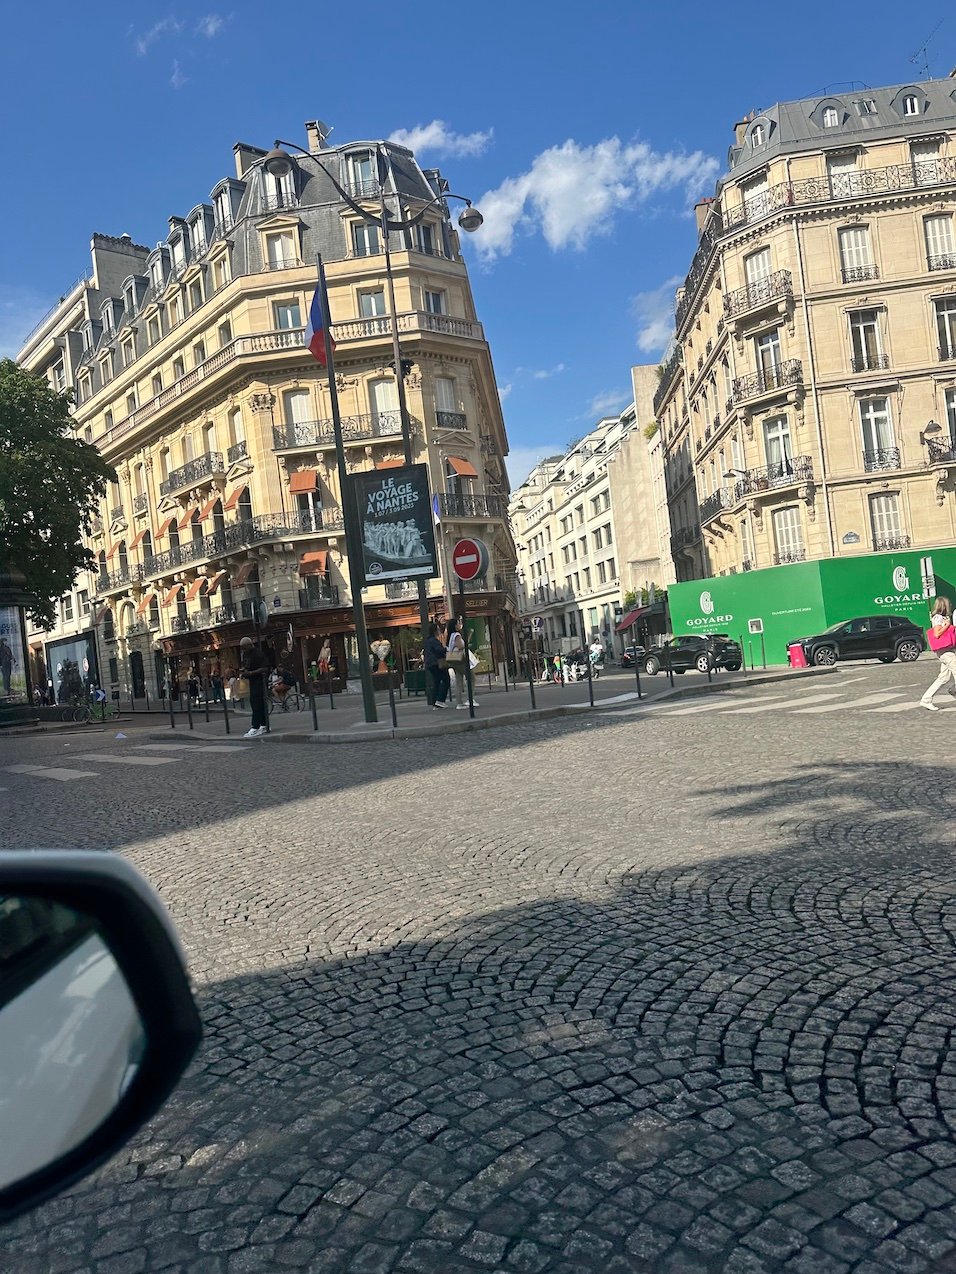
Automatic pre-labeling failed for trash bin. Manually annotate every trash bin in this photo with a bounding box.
[788,642,808,669]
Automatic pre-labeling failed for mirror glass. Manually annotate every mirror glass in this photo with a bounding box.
[0,894,146,1190]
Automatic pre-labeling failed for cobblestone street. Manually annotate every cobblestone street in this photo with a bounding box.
[3,662,956,1273]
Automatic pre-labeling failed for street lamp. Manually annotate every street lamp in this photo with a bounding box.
[263,139,484,697]
[920,419,942,445]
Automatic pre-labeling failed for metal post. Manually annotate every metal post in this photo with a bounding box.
[388,682,398,728]
[185,691,194,731]
[310,689,318,731]
[222,687,230,735]
[634,656,642,700]
[203,676,210,722]
[749,640,754,669]
[145,687,150,711]
[459,578,476,718]
[316,253,377,724]
[100,696,106,724]
[328,669,334,710]
[167,659,176,729]
[760,633,767,669]
[527,652,536,710]
[586,643,594,708]
[665,643,675,689]
[739,633,747,676]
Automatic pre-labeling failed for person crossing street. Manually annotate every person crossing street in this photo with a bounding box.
[240,636,269,737]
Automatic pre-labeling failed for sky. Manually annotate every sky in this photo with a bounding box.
[0,2,949,487]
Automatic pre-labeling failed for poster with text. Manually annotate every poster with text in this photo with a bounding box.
[0,606,29,703]
[349,464,439,585]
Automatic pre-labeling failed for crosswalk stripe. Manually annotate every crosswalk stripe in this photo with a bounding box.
[793,691,902,714]
[71,753,179,766]
[869,701,922,712]
[4,765,99,781]
[722,692,843,714]
[654,695,787,717]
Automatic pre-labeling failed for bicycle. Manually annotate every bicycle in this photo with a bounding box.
[268,686,302,713]
[60,698,117,724]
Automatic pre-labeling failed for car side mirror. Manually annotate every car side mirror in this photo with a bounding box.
[0,853,202,1223]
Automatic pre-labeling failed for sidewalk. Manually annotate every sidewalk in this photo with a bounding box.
[145,665,835,744]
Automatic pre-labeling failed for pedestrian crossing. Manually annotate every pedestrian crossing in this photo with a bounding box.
[605,683,933,724]
[2,741,250,783]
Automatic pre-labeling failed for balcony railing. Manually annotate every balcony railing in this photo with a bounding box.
[160,452,225,496]
[189,605,241,629]
[723,270,793,319]
[862,447,901,473]
[226,440,248,464]
[437,492,507,519]
[110,505,125,523]
[929,253,956,272]
[850,353,890,373]
[272,412,404,450]
[670,526,700,552]
[773,549,807,565]
[841,264,880,284]
[345,179,381,200]
[926,438,956,464]
[171,616,192,632]
[698,487,734,523]
[733,456,813,500]
[132,493,148,515]
[297,586,341,609]
[265,257,303,271]
[731,359,803,405]
[939,345,956,363]
[653,344,684,415]
[436,411,467,431]
[144,510,344,576]
[98,564,147,592]
[125,620,150,637]
[873,535,912,553]
[261,194,300,213]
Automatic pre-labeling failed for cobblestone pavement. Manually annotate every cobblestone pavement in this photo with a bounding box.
[3,660,956,1273]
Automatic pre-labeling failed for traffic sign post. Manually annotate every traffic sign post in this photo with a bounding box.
[451,538,489,720]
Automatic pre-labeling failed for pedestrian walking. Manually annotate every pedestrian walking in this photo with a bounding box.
[445,618,478,710]
[921,596,956,711]
[423,621,450,710]
[239,636,269,736]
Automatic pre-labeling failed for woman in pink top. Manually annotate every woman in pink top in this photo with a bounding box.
[921,596,956,711]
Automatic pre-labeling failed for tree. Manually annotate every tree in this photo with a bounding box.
[0,358,115,628]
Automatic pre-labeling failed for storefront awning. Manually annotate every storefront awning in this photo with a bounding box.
[198,496,221,520]
[289,469,318,494]
[616,605,649,633]
[232,560,258,587]
[223,485,247,511]
[446,456,479,478]
[105,541,121,559]
[375,459,405,470]
[177,507,197,531]
[163,583,183,607]
[155,516,176,540]
[128,528,148,551]
[299,550,328,577]
[184,577,208,601]
[135,592,157,616]
[205,571,227,597]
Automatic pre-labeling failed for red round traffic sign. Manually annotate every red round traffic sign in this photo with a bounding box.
[451,537,489,582]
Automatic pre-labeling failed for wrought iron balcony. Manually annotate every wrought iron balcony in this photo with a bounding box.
[670,526,700,553]
[873,535,911,553]
[226,439,248,464]
[862,447,902,473]
[731,359,803,405]
[928,253,956,272]
[160,452,225,496]
[98,564,147,593]
[90,517,103,535]
[297,585,341,609]
[110,505,125,523]
[144,509,344,576]
[939,345,956,363]
[436,492,507,519]
[345,179,381,200]
[189,605,241,629]
[132,493,148,515]
[272,412,404,450]
[850,353,889,373]
[265,257,303,271]
[841,264,880,284]
[171,616,192,632]
[436,410,467,431]
[212,216,234,240]
[698,487,734,523]
[723,270,793,319]
[125,620,149,637]
[733,456,813,500]
[926,438,956,464]
[741,559,754,572]
[773,549,807,565]
[261,194,300,213]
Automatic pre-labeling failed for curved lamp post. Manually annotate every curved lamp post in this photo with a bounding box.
[262,140,483,710]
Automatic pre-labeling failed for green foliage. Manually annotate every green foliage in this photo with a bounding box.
[0,359,115,628]
[622,590,638,608]
[643,421,660,440]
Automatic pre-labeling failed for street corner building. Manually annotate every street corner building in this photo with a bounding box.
[655,73,956,616]
[16,122,517,700]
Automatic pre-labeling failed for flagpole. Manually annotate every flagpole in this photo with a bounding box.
[315,253,378,724]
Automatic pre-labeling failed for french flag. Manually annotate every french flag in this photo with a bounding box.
[305,284,335,366]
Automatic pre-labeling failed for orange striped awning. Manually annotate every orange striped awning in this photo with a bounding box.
[232,560,258,587]
[184,578,208,601]
[375,459,405,470]
[163,583,183,606]
[177,507,197,531]
[155,516,176,540]
[205,571,227,597]
[298,550,328,577]
[446,455,478,478]
[128,528,148,551]
[135,592,157,616]
[223,485,248,511]
[289,469,317,494]
[198,496,221,520]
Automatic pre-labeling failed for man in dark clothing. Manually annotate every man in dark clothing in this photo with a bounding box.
[423,622,449,710]
[240,636,269,736]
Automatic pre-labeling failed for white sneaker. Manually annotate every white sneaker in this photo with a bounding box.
[243,728,259,738]
[434,700,448,709]
[256,726,269,735]
[922,702,940,711]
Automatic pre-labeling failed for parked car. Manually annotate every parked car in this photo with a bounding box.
[620,644,646,668]
[643,633,742,675]
[792,615,925,666]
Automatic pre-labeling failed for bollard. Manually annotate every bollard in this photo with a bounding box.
[327,671,335,710]
[634,657,643,700]
[203,679,210,723]
[222,690,231,735]
[706,653,713,684]
[310,689,318,732]
[760,634,767,669]
[739,634,747,676]
[503,659,509,693]
[527,658,537,711]
[388,683,398,728]
[586,651,594,708]
[185,694,194,731]
[665,645,675,689]
[168,687,176,729]
[100,697,106,724]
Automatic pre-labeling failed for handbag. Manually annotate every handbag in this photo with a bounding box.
[928,622,956,653]
[445,649,465,666]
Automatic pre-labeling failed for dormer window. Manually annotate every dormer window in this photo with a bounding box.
[213,191,233,233]
[903,94,920,117]
[149,259,164,291]
[349,151,376,195]
[170,238,186,275]
[190,220,206,256]
[858,99,878,116]
[121,338,135,368]
[823,107,839,128]
[751,124,766,148]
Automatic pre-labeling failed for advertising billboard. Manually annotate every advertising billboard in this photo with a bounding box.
[46,631,100,704]
[348,464,439,586]
[0,606,29,704]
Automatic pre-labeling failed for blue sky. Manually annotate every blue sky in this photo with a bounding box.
[0,2,948,485]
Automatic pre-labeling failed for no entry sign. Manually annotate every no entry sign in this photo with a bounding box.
[451,537,489,582]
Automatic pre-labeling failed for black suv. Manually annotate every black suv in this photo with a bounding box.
[643,633,742,675]
[621,644,646,668]
[793,615,925,666]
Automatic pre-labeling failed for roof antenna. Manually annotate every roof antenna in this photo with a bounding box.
[909,19,944,79]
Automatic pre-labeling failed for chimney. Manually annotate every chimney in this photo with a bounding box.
[304,119,332,152]
[733,117,751,146]
[233,142,266,178]
[694,196,714,233]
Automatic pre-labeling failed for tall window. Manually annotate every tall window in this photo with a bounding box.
[369,378,398,429]
[755,329,782,382]
[868,493,903,548]
[264,169,296,209]
[181,433,194,464]
[351,223,380,257]
[947,388,956,444]
[435,377,457,418]
[265,232,296,268]
[740,517,753,569]
[838,226,875,281]
[902,94,920,117]
[147,316,160,346]
[349,151,375,190]
[925,216,955,270]
[151,373,163,397]
[213,257,230,290]
[228,408,244,448]
[358,291,387,333]
[283,389,312,425]
[822,106,839,128]
[295,489,323,531]
[744,247,772,287]
[859,397,896,468]
[772,507,804,562]
[170,238,186,275]
[78,589,90,618]
[912,140,940,187]
[936,299,956,359]
[849,309,883,370]
[763,415,793,479]
[827,151,861,198]
[203,421,217,456]
[218,321,232,347]
[273,300,302,329]
[423,289,446,315]
[414,223,435,255]
[750,124,765,148]
[741,174,768,220]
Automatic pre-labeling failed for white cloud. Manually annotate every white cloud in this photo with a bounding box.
[632,275,682,354]
[134,16,183,55]
[587,389,630,419]
[474,137,719,261]
[196,14,226,37]
[170,59,188,89]
[506,444,562,489]
[531,363,566,380]
[497,383,512,401]
[389,120,493,159]
[0,285,63,359]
